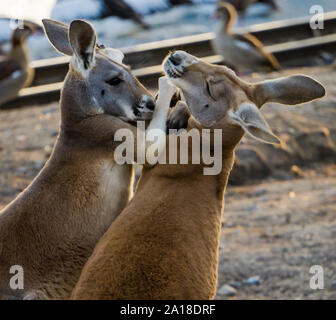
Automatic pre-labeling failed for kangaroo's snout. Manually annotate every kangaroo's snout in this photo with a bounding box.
[138,94,155,110]
[142,95,155,111]
[133,94,155,120]
[169,52,182,66]
[164,51,198,80]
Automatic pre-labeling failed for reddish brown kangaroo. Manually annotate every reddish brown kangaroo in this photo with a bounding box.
[71,51,326,300]
[0,19,156,300]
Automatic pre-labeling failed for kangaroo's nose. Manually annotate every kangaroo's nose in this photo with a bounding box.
[145,98,155,111]
[169,52,182,66]
[140,95,155,111]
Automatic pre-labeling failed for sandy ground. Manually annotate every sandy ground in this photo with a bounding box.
[0,65,335,300]
[217,173,336,300]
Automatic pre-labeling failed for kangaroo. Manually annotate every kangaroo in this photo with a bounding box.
[71,51,325,300]
[0,19,156,300]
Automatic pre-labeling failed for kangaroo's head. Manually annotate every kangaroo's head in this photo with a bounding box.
[43,19,154,127]
[164,50,326,146]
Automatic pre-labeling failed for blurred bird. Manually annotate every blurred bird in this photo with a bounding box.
[102,0,149,29]
[0,22,38,106]
[169,0,193,5]
[224,0,278,16]
[212,2,280,73]
[50,0,149,28]
[51,0,194,29]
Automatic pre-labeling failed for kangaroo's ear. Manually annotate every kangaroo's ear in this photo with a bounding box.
[42,19,72,56]
[69,20,96,71]
[229,102,280,144]
[253,75,326,107]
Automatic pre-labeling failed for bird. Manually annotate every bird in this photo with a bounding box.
[0,22,38,106]
[169,0,193,5]
[50,0,194,30]
[212,2,280,73]
[225,0,278,16]
[101,0,149,29]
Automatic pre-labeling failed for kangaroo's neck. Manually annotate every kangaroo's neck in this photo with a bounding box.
[146,118,239,209]
[38,88,135,223]
[4,126,133,233]
[35,136,131,205]
[59,74,94,126]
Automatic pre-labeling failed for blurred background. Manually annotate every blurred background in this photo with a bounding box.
[0,0,335,59]
[0,0,336,300]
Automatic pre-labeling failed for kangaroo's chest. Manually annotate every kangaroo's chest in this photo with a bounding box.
[98,161,133,223]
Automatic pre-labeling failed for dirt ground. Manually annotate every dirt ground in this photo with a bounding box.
[0,65,335,300]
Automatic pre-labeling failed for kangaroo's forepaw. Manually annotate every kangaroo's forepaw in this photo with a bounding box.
[167,101,190,131]
[158,77,177,100]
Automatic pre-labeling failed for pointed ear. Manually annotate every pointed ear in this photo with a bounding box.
[69,20,96,70]
[42,19,72,56]
[253,75,326,107]
[229,102,280,144]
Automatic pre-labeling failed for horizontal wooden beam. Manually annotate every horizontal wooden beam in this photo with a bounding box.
[30,11,336,86]
[2,34,335,111]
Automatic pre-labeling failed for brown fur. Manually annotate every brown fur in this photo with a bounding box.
[71,121,237,300]
[71,52,325,300]
[0,20,153,300]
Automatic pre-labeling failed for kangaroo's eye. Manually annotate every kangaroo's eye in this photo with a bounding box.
[106,77,122,86]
